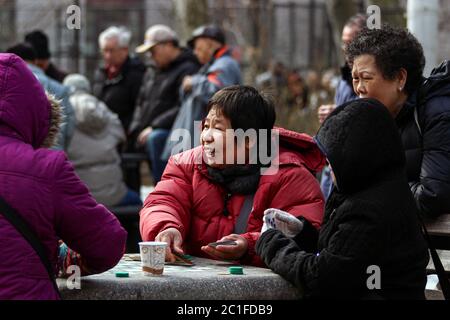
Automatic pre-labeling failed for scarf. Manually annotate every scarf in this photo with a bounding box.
[207,164,261,195]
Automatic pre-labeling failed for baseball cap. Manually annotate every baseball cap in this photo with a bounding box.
[135,25,178,53]
[187,25,226,48]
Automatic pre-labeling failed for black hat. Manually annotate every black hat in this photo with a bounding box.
[6,43,37,61]
[187,25,226,48]
[25,30,51,59]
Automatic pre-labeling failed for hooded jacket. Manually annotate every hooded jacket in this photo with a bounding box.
[0,54,127,300]
[128,49,200,135]
[257,99,429,299]
[140,128,325,267]
[66,89,128,206]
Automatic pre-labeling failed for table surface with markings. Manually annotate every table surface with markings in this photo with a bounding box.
[57,254,302,300]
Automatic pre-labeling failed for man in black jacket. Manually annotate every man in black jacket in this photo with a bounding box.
[257,99,429,299]
[93,26,146,133]
[129,25,200,183]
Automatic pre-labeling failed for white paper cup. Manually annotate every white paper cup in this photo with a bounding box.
[139,242,167,276]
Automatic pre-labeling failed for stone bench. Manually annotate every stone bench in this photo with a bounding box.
[120,152,149,169]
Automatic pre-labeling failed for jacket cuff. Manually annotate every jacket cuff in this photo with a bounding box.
[239,232,266,267]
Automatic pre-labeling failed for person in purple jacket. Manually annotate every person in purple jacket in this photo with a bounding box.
[0,53,127,300]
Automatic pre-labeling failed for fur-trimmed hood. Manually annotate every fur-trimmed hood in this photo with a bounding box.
[315,98,405,194]
[0,53,61,149]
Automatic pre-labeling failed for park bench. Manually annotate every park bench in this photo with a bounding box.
[120,152,149,193]
[424,214,450,300]
[424,214,450,250]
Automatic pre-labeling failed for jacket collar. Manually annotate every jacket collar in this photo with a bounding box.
[396,91,417,125]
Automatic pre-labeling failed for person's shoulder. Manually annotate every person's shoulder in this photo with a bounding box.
[422,92,450,120]
[163,147,202,181]
[5,143,68,182]
[170,146,202,167]
[126,56,147,73]
[34,148,68,172]
[259,162,316,190]
[212,54,239,69]
[347,179,407,215]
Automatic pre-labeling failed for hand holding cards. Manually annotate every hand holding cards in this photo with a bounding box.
[208,240,238,248]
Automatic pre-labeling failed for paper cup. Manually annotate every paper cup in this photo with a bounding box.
[139,242,167,276]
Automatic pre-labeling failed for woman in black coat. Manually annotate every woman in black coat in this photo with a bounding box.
[345,24,450,218]
[256,98,429,299]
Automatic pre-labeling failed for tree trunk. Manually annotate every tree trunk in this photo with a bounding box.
[173,0,209,43]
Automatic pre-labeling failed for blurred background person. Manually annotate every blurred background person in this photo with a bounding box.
[162,24,242,161]
[63,74,142,207]
[129,25,200,184]
[93,26,146,134]
[6,43,75,151]
[25,29,68,83]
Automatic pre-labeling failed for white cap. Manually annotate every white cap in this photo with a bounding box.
[135,25,178,53]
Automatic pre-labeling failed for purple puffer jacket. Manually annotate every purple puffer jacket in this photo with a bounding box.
[0,54,127,299]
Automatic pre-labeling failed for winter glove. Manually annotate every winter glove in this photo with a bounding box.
[261,208,304,237]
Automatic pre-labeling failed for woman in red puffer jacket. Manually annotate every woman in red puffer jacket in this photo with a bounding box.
[140,85,325,266]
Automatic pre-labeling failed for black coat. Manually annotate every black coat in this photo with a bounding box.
[257,99,429,300]
[128,49,200,135]
[396,61,450,218]
[92,56,146,132]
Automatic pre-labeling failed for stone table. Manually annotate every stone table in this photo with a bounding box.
[57,255,303,300]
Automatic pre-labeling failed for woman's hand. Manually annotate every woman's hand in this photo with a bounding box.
[155,228,184,262]
[201,234,248,261]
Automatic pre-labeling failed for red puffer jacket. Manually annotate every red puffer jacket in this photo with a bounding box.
[140,128,325,266]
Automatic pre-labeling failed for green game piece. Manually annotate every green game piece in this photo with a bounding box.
[115,271,129,278]
[229,266,244,275]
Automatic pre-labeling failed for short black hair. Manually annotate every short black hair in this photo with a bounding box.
[345,24,425,95]
[6,43,37,62]
[207,85,276,165]
[25,30,51,59]
[207,85,276,132]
